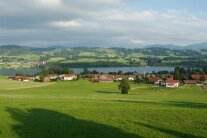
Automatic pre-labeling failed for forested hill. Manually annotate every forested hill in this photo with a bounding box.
[1,45,207,69]
[0,45,32,56]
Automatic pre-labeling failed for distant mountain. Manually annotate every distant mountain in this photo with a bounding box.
[0,45,32,56]
[144,43,207,50]
[144,44,182,50]
[184,43,207,50]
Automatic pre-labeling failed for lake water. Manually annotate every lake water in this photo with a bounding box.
[72,67,174,74]
[0,67,174,75]
[0,69,41,76]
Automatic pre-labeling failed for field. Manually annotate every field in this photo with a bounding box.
[0,77,207,138]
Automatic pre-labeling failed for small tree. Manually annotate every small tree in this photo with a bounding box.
[200,75,206,82]
[134,75,140,84]
[119,78,130,94]
[77,74,82,80]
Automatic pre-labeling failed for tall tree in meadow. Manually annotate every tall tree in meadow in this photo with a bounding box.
[119,78,130,94]
[174,66,181,80]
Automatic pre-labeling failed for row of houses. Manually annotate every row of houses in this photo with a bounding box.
[9,74,207,88]
[38,74,77,82]
[9,76,30,82]
[9,74,77,82]
[90,74,207,88]
[90,74,136,83]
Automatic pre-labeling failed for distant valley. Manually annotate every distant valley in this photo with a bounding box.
[0,44,207,69]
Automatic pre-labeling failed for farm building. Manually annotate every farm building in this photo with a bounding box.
[184,80,197,84]
[9,76,30,82]
[191,75,207,80]
[148,77,162,84]
[165,78,180,88]
[91,74,114,83]
[61,74,77,81]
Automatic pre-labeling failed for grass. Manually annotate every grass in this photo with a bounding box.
[0,77,207,138]
[0,76,54,90]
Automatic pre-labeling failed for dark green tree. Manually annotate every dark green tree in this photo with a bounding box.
[200,75,206,82]
[119,78,130,94]
[77,74,82,80]
[174,66,181,80]
[83,68,89,74]
[134,75,140,84]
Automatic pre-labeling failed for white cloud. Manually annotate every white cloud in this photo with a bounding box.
[35,0,62,8]
[0,0,207,47]
[130,39,146,44]
[49,20,82,28]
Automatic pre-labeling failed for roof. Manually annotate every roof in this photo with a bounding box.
[100,77,114,81]
[148,77,160,83]
[184,80,197,84]
[62,74,76,77]
[165,78,179,83]
[191,75,207,80]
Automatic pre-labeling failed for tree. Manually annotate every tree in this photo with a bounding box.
[134,75,140,84]
[83,68,89,74]
[200,75,206,82]
[174,66,181,80]
[117,70,123,75]
[119,78,130,94]
[77,74,82,80]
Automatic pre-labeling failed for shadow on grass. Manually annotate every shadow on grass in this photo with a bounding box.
[7,108,140,138]
[114,100,207,109]
[95,91,119,94]
[134,122,203,138]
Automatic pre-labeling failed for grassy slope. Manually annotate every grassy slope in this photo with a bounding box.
[0,80,207,138]
[0,76,54,90]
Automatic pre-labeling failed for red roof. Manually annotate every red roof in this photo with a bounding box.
[191,75,207,80]
[165,78,179,83]
[148,77,160,83]
[184,80,197,84]
[62,74,75,77]
[100,77,114,81]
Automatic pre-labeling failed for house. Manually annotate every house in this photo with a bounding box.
[61,74,77,81]
[9,76,29,82]
[114,75,124,81]
[91,74,114,83]
[148,77,161,84]
[191,75,207,80]
[20,77,30,82]
[128,75,136,81]
[183,80,197,84]
[165,78,180,88]
[43,76,51,82]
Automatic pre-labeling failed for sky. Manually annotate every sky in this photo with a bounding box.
[0,0,207,47]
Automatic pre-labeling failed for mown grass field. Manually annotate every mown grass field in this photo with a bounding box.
[0,77,207,138]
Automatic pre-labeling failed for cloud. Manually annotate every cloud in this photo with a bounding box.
[35,0,62,8]
[0,0,207,47]
[49,20,82,28]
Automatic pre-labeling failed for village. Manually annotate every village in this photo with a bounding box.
[8,72,207,88]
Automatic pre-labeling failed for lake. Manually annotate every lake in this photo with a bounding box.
[0,67,174,75]
[0,69,42,76]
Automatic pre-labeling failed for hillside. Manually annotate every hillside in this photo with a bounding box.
[0,45,32,56]
[0,79,207,138]
[1,45,207,69]
[144,43,207,50]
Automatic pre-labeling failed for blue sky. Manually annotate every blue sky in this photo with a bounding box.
[0,0,207,47]
[129,0,207,13]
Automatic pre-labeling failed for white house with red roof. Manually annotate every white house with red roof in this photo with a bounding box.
[165,78,180,88]
[61,74,77,81]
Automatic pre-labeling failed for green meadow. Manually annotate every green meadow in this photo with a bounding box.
[0,77,207,138]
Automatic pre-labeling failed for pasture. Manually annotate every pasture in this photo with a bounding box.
[0,77,207,138]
